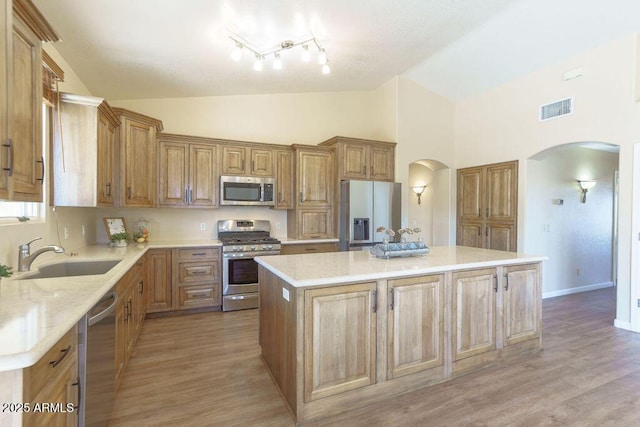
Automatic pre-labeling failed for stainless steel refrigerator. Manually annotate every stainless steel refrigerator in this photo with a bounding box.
[340,180,401,251]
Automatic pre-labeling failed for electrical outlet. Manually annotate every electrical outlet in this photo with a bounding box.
[200,223,206,231]
[282,287,290,302]
[64,226,69,239]
[275,222,281,230]
[82,225,86,237]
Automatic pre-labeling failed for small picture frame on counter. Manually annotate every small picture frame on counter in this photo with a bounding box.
[103,217,128,242]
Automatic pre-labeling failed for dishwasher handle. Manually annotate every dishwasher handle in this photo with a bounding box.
[88,291,118,326]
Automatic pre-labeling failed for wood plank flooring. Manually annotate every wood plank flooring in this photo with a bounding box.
[110,287,640,426]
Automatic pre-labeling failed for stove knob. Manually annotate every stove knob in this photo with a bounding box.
[250,246,256,251]
[234,246,241,252]
[268,245,273,250]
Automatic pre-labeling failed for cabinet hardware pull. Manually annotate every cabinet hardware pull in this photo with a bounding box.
[2,139,13,176]
[50,345,71,368]
[242,159,245,171]
[192,293,209,299]
[278,191,282,203]
[72,376,81,411]
[486,208,489,217]
[504,274,509,291]
[106,182,111,196]
[189,188,193,204]
[372,290,377,313]
[37,156,44,184]
[191,270,207,275]
[139,280,144,294]
[362,165,366,175]
[299,192,303,203]
[390,288,395,310]
[304,248,316,251]
[252,160,255,172]
[486,227,489,237]
[184,188,188,204]
[127,187,132,200]
[192,252,207,256]
[370,165,373,176]
[493,274,498,292]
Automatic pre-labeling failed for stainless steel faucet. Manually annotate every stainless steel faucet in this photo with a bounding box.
[18,238,65,272]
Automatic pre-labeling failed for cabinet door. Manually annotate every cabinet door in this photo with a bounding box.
[125,284,137,357]
[387,275,444,379]
[486,162,517,222]
[274,149,293,209]
[452,268,497,360]
[304,282,377,402]
[298,209,333,239]
[115,294,126,389]
[249,147,273,176]
[503,264,540,346]
[96,111,117,206]
[24,358,78,427]
[457,167,484,222]
[342,143,368,179]
[10,16,43,201]
[158,140,188,207]
[189,143,217,207]
[486,223,516,252]
[369,145,394,181]
[457,222,484,248]
[122,119,156,207]
[146,249,173,312]
[298,149,333,208]
[0,0,9,199]
[221,146,245,175]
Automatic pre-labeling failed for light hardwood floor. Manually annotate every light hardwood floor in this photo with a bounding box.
[110,287,640,426]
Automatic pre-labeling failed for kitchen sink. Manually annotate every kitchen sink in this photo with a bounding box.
[17,259,123,280]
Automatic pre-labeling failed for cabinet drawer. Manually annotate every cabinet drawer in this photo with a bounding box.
[178,262,218,283]
[178,284,220,308]
[23,326,77,401]
[281,242,338,255]
[177,247,219,260]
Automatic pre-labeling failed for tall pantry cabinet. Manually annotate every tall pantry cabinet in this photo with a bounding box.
[456,160,518,251]
[1,0,59,202]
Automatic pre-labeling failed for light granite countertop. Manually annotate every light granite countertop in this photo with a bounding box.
[0,240,221,372]
[255,245,547,288]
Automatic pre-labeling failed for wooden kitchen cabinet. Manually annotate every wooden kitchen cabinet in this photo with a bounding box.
[113,107,163,208]
[52,93,120,207]
[303,282,377,402]
[146,249,173,313]
[221,143,273,177]
[387,274,445,380]
[173,247,221,310]
[287,145,335,239]
[451,268,497,363]
[503,263,541,346]
[22,325,78,427]
[115,258,145,390]
[0,0,58,202]
[274,148,293,209]
[319,136,396,181]
[158,133,217,208]
[457,160,518,251]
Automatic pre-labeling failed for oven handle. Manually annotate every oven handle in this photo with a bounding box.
[223,251,281,259]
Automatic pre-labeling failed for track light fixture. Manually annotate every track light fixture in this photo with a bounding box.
[228,32,330,75]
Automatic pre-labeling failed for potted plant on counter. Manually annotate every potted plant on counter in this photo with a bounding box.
[0,264,13,283]
[109,232,130,247]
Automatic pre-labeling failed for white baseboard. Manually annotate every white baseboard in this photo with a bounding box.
[542,281,614,299]
[614,319,633,331]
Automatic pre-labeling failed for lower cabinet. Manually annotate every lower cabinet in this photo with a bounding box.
[22,326,79,427]
[115,258,145,391]
[280,241,338,255]
[146,247,221,314]
[387,274,444,379]
[503,263,541,346]
[303,282,377,402]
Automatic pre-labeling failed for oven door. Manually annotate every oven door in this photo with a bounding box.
[223,257,260,295]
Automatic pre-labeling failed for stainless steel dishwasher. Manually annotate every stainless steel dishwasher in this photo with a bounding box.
[78,288,118,427]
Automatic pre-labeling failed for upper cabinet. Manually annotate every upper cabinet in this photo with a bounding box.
[1,0,59,202]
[220,143,273,177]
[273,148,293,209]
[113,108,163,208]
[52,93,120,207]
[287,145,335,239]
[319,136,396,182]
[158,133,218,208]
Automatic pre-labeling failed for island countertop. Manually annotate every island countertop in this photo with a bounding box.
[0,240,221,372]
[255,245,547,288]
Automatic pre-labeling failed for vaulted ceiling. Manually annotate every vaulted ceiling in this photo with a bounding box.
[33,0,640,101]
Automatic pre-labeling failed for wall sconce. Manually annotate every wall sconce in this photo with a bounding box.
[577,180,596,203]
[412,186,426,205]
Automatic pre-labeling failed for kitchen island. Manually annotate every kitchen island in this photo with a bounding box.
[255,246,546,424]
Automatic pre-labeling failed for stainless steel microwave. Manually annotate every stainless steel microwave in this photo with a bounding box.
[220,176,275,206]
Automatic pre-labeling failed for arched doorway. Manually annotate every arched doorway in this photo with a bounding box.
[525,142,619,301]
[408,159,453,246]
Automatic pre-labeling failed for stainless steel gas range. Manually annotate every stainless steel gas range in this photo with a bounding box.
[218,219,281,311]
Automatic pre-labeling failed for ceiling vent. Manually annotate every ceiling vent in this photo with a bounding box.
[539,97,573,122]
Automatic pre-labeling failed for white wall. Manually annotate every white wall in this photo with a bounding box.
[526,146,618,297]
[454,34,640,327]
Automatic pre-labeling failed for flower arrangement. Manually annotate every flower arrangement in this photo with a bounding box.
[376,227,421,242]
[0,264,13,278]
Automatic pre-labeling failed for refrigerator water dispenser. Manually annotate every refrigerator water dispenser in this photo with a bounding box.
[353,218,370,241]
